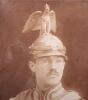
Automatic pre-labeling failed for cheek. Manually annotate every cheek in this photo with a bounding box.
[57,64,65,73]
[35,64,48,76]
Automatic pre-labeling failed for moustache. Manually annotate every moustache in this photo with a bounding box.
[47,69,59,76]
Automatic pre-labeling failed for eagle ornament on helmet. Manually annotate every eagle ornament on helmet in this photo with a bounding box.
[22,3,67,60]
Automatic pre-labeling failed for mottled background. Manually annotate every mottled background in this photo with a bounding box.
[0,0,88,100]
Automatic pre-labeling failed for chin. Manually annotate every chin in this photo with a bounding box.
[46,79,60,87]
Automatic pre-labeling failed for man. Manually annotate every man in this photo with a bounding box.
[10,4,83,100]
[9,33,83,100]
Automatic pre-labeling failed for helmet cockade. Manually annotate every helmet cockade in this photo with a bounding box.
[22,4,67,60]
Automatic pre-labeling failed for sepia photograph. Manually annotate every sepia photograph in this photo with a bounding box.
[0,0,88,100]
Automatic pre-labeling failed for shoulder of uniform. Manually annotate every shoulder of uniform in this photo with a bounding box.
[9,89,33,100]
[62,90,82,100]
[67,90,80,95]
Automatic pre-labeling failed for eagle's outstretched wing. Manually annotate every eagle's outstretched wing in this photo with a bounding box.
[50,10,56,33]
[22,11,42,33]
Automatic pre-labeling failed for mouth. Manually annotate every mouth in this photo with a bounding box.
[48,73,59,78]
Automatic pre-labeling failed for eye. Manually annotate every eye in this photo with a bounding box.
[36,57,48,64]
[41,57,47,62]
[55,57,64,63]
[56,58,62,62]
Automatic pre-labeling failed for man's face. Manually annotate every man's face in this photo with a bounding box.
[30,55,65,89]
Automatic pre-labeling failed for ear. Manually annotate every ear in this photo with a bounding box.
[28,61,36,72]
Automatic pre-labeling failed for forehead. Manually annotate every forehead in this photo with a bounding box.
[35,55,65,60]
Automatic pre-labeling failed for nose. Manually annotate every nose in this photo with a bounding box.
[49,61,57,69]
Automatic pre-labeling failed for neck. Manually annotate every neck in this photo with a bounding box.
[36,82,62,92]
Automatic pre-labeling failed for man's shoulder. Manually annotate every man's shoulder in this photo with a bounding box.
[9,89,34,100]
[61,90,83,100]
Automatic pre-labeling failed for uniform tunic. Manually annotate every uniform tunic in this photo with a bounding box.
[9,84,83,100]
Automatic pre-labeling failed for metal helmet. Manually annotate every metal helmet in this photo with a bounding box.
[23,4,67,60]
[28,33,67,60]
